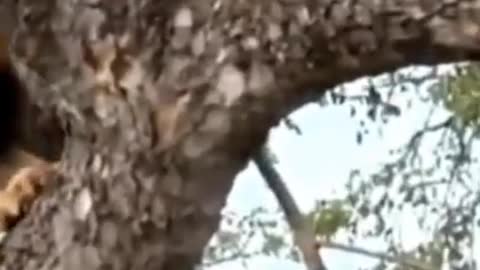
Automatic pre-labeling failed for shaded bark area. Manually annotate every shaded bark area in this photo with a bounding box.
[1,0,480,269]
[1,1,270,269]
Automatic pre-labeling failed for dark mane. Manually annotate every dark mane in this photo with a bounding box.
[0,64,25,158]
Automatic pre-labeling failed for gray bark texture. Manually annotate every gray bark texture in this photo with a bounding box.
[1,0,480,269]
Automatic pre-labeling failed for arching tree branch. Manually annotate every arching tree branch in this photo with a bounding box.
[0,1,479,270]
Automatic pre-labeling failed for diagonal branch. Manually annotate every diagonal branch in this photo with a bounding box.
[253,146,326,270]
[253,146,438,270]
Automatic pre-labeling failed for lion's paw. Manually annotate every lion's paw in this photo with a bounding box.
[0,165,56,232]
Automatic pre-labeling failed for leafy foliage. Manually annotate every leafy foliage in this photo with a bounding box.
[203,207,300,267]
[344,64,480,270]
[443,64,480,125]
[307,199,352,241]
[205,64,480,270]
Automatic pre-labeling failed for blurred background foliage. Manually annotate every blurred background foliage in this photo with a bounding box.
[202,62,480,270]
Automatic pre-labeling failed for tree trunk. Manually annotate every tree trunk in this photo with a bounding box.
[2,0,480,269]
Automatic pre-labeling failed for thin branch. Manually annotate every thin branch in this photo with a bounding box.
[253,146,327,270]
[406,116,453,151]
[408,179,448,190]
[203,250,262,267]
[203,232,261,267]
[318,240,436,270]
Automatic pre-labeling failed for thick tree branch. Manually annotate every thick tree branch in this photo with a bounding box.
[254,146,325,270]
[0,0,480,269]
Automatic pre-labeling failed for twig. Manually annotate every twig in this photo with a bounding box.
[406,116,453,151]
[253,146,327,270]
[203,211,264,267]
[318,240,436,270]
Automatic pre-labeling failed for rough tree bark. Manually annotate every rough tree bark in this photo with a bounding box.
[1,0,480,269]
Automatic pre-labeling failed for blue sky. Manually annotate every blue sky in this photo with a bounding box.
[207,65,478,269]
